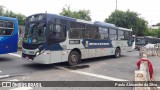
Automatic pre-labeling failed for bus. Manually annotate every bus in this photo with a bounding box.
[0,16,18,54]
[22,13,134,65]
[135,36,160,50]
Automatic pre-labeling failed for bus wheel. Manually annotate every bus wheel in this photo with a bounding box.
[114,48,121,58]
[68,51,80,66]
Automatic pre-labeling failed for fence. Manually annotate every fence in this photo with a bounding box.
[139,46,160,57]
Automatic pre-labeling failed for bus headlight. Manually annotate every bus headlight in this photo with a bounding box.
[32,39,36,43]
[36,52,40,56]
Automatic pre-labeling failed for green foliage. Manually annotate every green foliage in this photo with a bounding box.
[0,5,26,25]
[144,29,160,38]
[105,10,148,36]
[60,5,91,21]
[0,6,4,15]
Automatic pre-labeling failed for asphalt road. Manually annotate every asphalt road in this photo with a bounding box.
[0,50,159,90]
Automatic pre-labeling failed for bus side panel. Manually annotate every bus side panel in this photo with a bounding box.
[61,50,71,62]
[88,49,96,58]
[95,49,101,57]
[81,49,89,59]
[100,48,108,56]
[33,50,50,64]
[50,51,62,63]
[0,33,18,54]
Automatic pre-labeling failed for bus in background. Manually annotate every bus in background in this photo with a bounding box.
[22,13,134,65]
[0,16,18,54]
[135,36,160,50]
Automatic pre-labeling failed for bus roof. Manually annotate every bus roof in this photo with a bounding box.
[118,27,132,32]
[27,13,80,22]
[94,21,117,29]
[27,13,132,31]
[26,13,106,26]
[0,16,17,21]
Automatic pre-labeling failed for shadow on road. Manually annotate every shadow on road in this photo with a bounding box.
[0,57,13,62]
[22,63,56,71]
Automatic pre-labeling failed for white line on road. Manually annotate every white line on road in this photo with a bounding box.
[10,87,33,90]
[57,66,128,81]
[0,71,10,79]
[0,75,10,79]
[8,53,21,57]
[9,79,19,81]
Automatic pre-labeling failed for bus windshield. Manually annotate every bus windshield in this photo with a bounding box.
[136,38,145,45]
[24,22,46,44]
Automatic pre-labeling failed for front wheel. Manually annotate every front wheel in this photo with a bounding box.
[114,48,121,58]
[68,51,80,66]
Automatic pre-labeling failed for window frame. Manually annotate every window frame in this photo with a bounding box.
[48,23,66,45]
[0,20,14,36]
[117,30,124,40]
[109,28,117,40]
[98,27,109,40]
[69,21,86,39]
[85,24,98,39]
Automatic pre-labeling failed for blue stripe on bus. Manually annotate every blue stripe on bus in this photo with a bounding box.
[82,39,113,49]
[47,39,113,51]
[48,43,63,51]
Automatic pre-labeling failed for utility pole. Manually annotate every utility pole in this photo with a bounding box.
[116,0,117,10]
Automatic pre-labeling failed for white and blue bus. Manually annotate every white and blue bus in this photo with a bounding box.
[22,13,134,65]
[0,16,18,54]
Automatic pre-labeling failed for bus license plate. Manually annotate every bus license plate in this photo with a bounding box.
[25,56,29,60]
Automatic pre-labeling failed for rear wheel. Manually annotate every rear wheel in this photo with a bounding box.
[68,51,80,66]
[114,48,121,58]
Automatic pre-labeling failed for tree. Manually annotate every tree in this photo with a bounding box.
[144,29,160,38]
[60,5,91,21]
[0,5,26,25]
[105,10,148,36]
[0,5,4,15]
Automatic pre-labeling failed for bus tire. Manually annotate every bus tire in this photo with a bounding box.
[114,48,121,58]
[68,51,80,66]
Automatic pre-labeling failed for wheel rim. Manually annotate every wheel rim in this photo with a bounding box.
[71,54,78,63]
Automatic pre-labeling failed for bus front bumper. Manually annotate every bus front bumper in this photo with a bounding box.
[22,51,50,64]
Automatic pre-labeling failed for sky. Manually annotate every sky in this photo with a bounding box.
[0,0,160,25]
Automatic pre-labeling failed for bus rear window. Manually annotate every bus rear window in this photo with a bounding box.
[0,20,14,36]
[4,21,14,28]
[0,28,13,35]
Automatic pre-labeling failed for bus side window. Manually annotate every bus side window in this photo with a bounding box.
[0,21,14,36]
[69,22,85,39]
[55,24,66,39]
[49,23,66,44]
[99,27,109,40]
[109,29,117,40]
[118,30,124,40]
